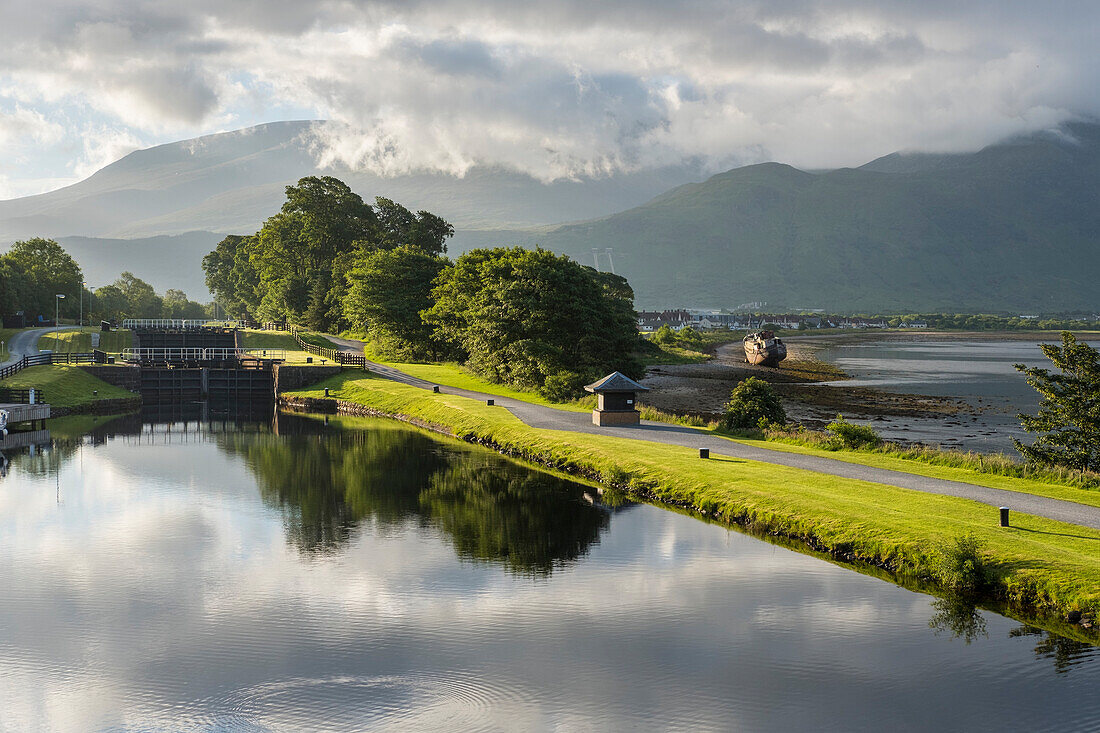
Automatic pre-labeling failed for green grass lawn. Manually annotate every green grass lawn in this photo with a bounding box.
[0,328,19,361]
[39,327,133,354]
[283,371,1100,619]
[382,359,593,413]
[722,436,1100,511]
[371,348,1100,509]
[0,365,135,408]
[238,329,346,364]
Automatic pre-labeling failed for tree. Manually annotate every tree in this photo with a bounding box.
[342,247,448,360]
[114,272,161,318]
[162,289,207,320]
[201,178,454,332]
[374,197,453,256]
[1014,332,1100,471]
[91,285,128,323]
[424,247,643,398]
[203,234,259,319]
[3,237,83,317]
[719,377,786,431]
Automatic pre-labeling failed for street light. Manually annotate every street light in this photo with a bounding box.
[54,294,66,351]
[79,281,85,330]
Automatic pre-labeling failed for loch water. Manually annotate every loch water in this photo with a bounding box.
[816,337,1100,453]
[0,409,1097,731]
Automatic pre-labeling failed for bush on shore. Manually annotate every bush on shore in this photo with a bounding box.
[719,377,786,432]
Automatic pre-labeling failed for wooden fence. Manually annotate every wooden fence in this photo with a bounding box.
[0,351,107,380]
[290,329,367,368]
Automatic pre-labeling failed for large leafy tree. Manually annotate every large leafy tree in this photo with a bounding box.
[1014,332,1100,471]
[343,246,448,360]
[424,247,643,398]
[114,271,162,318]
[203,234,260,320]
[201,177,453,331]
[91,285,129,322]
[3,237,83,317]
[373,197,453,256]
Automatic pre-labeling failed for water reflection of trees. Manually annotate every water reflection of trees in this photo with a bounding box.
[222,415,612,574]
[928,595,988,645]
[1009,625,1096,674]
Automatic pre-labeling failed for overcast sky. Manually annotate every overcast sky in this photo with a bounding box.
[0,0,1097,198]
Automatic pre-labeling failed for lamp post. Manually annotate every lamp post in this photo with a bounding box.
[54,294,66,351]
[79,281,85,330]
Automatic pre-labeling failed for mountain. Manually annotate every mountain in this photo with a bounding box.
[0,120,705,299]
[473,122,1100,311]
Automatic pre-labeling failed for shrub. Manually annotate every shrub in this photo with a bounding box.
[652,324,677,345]
[719,377,786,431]
[540,370,587,402]
[826,415,881,448]
[675,326,704,349]
[932,534,991,594]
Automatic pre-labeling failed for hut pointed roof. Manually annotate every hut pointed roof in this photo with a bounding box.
[584,371,650,393]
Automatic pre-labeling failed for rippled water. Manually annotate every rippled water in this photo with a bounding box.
[0,410,1097,731]
[817,337,1100,453]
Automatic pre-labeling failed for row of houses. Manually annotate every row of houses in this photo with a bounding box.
[636,309,917,331]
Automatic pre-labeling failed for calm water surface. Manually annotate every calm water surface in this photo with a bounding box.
[0,410,1097,731]
[817,337,1100,452]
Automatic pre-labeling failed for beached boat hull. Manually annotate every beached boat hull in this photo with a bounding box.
[743,331,787,367]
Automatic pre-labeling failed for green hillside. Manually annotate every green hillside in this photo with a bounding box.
[481,122,1100,311]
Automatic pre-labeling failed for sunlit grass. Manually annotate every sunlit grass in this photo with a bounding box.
[0,365,135,408]
[38,327,132,354]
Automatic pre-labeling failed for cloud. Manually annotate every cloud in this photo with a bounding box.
[1,0,1099,191]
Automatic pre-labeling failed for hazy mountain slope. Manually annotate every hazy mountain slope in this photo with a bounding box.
[485,123,1100,311]
[56,232,223,301]
[0,121,706,240]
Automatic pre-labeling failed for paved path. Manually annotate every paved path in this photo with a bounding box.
[1,327,79,368]
[322,338,1100,530]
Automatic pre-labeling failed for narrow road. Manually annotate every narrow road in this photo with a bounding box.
[1,327,79,368]
[321,337,1100,530]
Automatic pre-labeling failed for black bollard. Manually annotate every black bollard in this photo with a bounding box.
[999,506,1010,527]
[324,388,330,397]
[699,448,710,459]
[433,385,440,393]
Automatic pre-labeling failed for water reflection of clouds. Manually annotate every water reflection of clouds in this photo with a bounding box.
[1,433,1097,731]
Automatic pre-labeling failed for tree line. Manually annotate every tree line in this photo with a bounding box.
[203,176,644,399]
[0,237,209,323]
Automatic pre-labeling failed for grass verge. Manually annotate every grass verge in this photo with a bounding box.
[715,433,1100,510]
[238,330,347,364]
[0,365,136,409]
[40,327,132,354]
[363,354,1100,507]
[283,371,1100,624]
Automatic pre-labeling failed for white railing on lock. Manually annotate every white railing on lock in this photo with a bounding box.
[121,348,286,362]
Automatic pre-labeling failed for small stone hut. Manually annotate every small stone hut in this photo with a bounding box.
[584,371,649,426]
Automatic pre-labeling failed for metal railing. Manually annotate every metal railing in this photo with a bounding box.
[122,319,256,330]
[121,348,287,363]
[290,328,367,368]
[0,351,106,380]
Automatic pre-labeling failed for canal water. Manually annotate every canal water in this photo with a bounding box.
[0,411,1097,731]
[816,336,1100,454]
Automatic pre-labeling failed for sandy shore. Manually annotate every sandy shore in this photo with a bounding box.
[640,331,971,427]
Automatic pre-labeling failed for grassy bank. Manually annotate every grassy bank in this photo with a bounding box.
[41,327,132,354]
[365,353,1100,509]
[283,371,1100,626]
[0,328,17,361]
[238,329,346,364]
[0,365,136,410]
